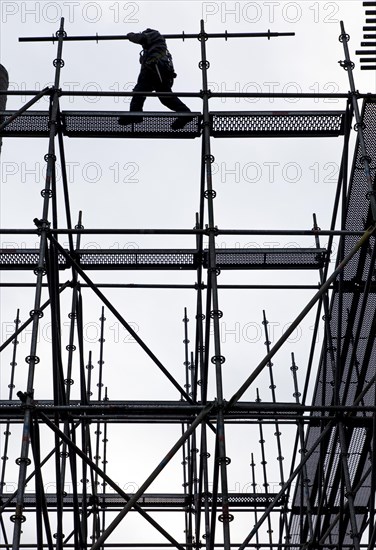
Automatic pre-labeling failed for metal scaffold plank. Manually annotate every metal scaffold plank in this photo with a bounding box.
[0,247,328,270]
[210,111,346,137]
[0,110,347,139]
[0,111,201,138]
[0,399,302,422]
[1,492,287,510]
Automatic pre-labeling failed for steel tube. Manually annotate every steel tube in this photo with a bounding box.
[0,228,368,235]
[2,89,375,98]
[89,403,214,549]
[38,413,187,550]
[199,18,232,549]
[11,19,65,550]
[19,31,295,42]
[237,422,334,550]
[48,234,193,403]
[0,87,49,131]
[227,224,376,409]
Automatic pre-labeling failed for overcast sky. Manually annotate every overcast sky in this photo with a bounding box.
[0,1,373,546]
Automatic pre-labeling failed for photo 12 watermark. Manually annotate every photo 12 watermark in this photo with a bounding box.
[212,160,339,184]
[208,80,341,104]
[1,319,140,346]
[1,160,140,184]
[209,319,307,344]
[202,2,340,24]
[1,2,140,24]
[8,81,136,104]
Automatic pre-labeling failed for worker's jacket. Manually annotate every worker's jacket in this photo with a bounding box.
[127,29,176,77]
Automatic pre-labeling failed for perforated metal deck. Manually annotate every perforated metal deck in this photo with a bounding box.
[0,111,201,138]
[1,492,286,511]
[210,110,346,137]
[63,111,201,138]
[0,247,327,271]
[289,97,376,548]
[214,248,327,269]
[0,110,347,139]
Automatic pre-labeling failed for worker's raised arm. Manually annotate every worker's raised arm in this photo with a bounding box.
[126,32,146,46]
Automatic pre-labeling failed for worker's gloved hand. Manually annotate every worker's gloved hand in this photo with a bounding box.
[127,32,143,45]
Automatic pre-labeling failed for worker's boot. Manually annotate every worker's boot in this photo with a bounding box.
[118,113,144,125]
[171,114,194,130]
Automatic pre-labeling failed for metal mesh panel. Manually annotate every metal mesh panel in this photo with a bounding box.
[0,111,50,136]
[1,110,347,138]
[0,249,197,270]
[211,111,345,137]
[0,250,40,265]
[212,248,326,269]
[0,111,201,138]
[354,461,372,507]
[347,427,367,486]
[0,249,67,268]
[0,248,327,271]
[290,98,376,547]
[77,249,197,269]
[210,493,286,507]
[5,492,283,509]
[63,111,201,138]
[14,493,188,508]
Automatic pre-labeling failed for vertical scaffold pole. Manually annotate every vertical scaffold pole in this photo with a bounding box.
[198,19,232,550]
[11,17,66,550]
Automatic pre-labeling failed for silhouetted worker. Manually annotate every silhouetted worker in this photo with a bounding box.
[118,28,193,130]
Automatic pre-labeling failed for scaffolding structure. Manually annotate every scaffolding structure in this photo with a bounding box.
[1,7,376,550]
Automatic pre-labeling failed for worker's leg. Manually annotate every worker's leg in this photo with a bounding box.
[155,74,194,130]
[129,68,153,111]
[156,78,191,112]
[119,68,153,125]
[159,94,191,111]
[154,68,194,129]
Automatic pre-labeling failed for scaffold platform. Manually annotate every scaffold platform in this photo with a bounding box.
[0,399,301,422]
[0,109,347,139]
[211,110,346,137]
[0,247,328,270]
[0,492,287,511]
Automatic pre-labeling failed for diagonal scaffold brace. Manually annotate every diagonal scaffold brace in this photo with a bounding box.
[227,223,376,410]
